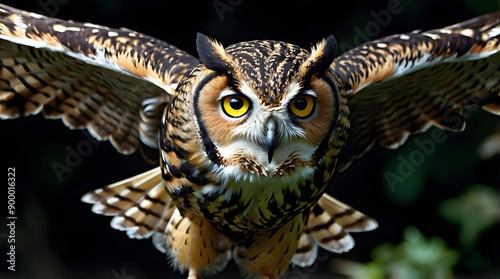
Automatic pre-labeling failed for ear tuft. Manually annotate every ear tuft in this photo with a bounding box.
[303,35,337,80]
[196,33,233,72]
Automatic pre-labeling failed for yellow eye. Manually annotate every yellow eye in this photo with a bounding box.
[290,95,316,118]
[221,95,250,118]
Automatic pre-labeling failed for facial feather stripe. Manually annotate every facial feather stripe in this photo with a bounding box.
[193,71,222,165]
[313,75,340,161]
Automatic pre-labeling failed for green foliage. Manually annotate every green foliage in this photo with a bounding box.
[334,227,459,279]
[439,185,500,248]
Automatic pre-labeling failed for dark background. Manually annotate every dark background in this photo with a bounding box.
[0,0,499,278]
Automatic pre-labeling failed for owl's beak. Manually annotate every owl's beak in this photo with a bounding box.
[264,120,278,163]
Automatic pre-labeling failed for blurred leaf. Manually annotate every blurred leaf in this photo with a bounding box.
[439,185,500,247]
[332,226,459,279]
[478,133,500,160]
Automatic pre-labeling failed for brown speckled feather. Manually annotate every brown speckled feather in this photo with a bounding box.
[292,193,377,267]
[334,13,500,170]
[0,4,198,153]
[81,167,176,239]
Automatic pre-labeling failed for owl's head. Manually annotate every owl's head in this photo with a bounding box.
[192,34,340,181]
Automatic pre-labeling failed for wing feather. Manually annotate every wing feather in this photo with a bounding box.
[333,13,500,170]
[292,193,377,267]
[0,4,199,153]
[81,167,176,240]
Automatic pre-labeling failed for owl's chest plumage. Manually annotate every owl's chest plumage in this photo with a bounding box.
[162,151,327,239]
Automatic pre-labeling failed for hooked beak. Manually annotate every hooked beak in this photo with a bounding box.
[264,120,279,163]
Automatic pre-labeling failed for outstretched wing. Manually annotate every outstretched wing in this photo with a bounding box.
[0,4,199,153]
[333,13,500,170]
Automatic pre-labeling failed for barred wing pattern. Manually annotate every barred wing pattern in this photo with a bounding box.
[81,169,377,271]
[81,167,175,241]
[0,4,199,153]
[292,194,377,267]
[334,13,500,170]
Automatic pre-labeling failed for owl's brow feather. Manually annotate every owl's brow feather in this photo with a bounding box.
[225,40,310,105]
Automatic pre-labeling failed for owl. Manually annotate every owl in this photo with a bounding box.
[1,3,500,278]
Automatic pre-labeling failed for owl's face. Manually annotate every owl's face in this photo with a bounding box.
[192,34,340,182]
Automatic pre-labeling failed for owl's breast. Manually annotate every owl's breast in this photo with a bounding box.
[169,163,327,240]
